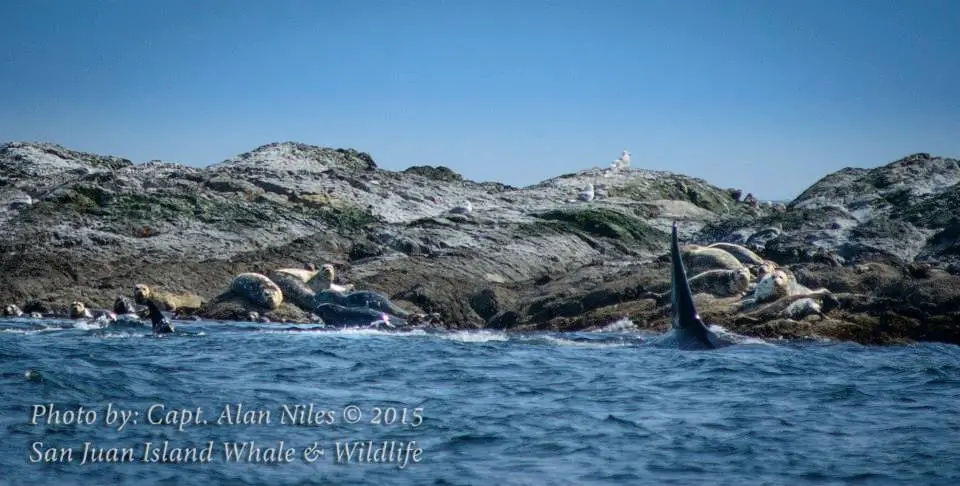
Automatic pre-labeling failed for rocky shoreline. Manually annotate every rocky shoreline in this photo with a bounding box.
[1,141,958,345]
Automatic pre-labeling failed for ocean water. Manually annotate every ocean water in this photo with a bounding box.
[2,318,959,486]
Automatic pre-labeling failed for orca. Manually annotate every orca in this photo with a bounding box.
[670,222,732,350]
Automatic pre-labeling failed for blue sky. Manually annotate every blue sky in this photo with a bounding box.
[1,0,957,200]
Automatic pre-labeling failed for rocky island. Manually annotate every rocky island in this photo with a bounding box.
[0,141,957,345]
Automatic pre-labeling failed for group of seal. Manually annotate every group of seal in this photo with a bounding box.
[676,235,829,309]
[2,304,42,319]
[226,262,414,329]
[0,283,181,335]
[668,223,838,348]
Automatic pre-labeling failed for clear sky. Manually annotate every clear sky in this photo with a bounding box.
[1,0,958,200]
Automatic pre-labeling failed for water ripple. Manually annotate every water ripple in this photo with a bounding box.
[1,319,958,485]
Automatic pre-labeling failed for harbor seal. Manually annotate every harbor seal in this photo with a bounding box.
[753,260,778,279]
[68,302,116,322]
[313,289,411,318]
[744,268,834,310]
[681,245,745,275]
[307,264,354,293]
[706,242,764,266]
[738,295,829,323]
[112,296,140,316]
[312,303,404,329]
[783,298,823,320]
[230,273,283,310]
[133,284,202,313]
[3,304,23,317]
[69,301,93,319]
[275,267,318,284]
[752,269,790,304]
[668,222,736,350]
[688,267,753,297]
[267,270,317,311]
[110,296,144,327]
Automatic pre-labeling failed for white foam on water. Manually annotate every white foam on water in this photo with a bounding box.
[438,330,509,343]
[708,324,774,347]
[250,327,429,338]
[592,317,637,333]
[101,332,149,339]
[72,320,109,330]
[0,324,68,334]
[1,328,51,335]
[535,335,638,348]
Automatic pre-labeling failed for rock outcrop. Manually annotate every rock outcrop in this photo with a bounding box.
[0,141,958,345]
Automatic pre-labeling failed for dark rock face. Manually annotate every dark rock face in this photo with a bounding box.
[1,142,958,344]
[403,165,463,182]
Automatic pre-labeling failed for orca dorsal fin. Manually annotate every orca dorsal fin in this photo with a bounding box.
[670,222,716,349]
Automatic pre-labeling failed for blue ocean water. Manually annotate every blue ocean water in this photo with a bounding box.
[1,318,959,486]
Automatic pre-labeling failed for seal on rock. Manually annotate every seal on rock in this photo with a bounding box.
[268,270,317,311]
[313,303,404,329]
[737,294,830,323]
[680,245,745,275]
[274,267,317,284]
[307,264,354,293]
[752,269,790,304]
[133,284,202,313]
[744,267,834,310]
[706,242,764,266]
[688,267,753,297]
[230,273,283,310]
[783,298,823,320]
[753,260,778,279]
[313,289,411,318]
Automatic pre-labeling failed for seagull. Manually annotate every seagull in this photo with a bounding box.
[578,183,595,202]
